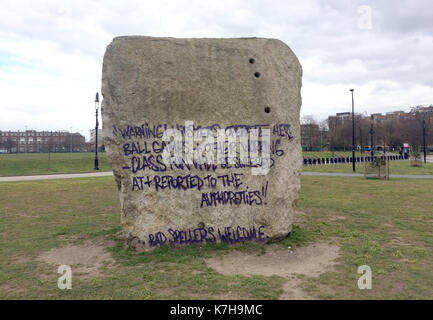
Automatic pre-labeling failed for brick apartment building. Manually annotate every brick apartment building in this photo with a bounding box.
[331,105,433,124]
[0,130,85,153]
[301,124,330,150]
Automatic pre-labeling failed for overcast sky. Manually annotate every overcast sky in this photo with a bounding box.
[1,0,432,140]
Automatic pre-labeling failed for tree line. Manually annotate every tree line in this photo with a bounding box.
[302,106,433,152]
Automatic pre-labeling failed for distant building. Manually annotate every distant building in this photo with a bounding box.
[328,112,356,126]
[335,112,352,121]
[319,105,433,151]
[301,123,320,150]
[90,129,104,144]
[370,106,433,122]
[0,130,85,153]
[319,129,330,149]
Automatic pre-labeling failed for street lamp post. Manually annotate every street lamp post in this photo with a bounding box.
[94,92,100,170]
[70,127,73,153]
[423,114,427,164]
[350,89,355,172]
[370,114,374,158]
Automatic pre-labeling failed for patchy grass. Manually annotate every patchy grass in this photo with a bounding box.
[280,225,313,248]
[1,175,432,299]
[296,176,433,299]
[0,177,282,300]
[303,160,433,175]
[0,152,111,176]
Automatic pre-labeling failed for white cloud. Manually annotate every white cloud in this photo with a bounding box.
[0,36,101,138]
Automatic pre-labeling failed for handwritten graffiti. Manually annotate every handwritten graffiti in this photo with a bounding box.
[200,181,268,207]
[118,121,291,175]
[132,173,244,191]
[114,121,294,244]
[115,122,293,140]
[135,225,268,248]
[131,172,269,208]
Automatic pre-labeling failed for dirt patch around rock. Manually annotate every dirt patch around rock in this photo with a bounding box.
[36,240,116,278]
[206,242,340,300]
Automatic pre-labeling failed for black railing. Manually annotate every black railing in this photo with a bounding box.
[303,154,407,165]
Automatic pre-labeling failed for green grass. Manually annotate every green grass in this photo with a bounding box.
[0,153,111,176]
[296,176,433,299]
[303,160,433,175]
[2,152,426,177]
[1,175,432,299]
[0,177,282,299]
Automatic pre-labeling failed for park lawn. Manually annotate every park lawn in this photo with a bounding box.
[302,160,433,175]
[296,176,433,299]
[0,177,282,300]
[0,153,111,176]
[0,176,432,299]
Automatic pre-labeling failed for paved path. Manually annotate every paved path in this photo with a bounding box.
[302,172,433,179]
[0,171,113,182]
[1,170,433,182]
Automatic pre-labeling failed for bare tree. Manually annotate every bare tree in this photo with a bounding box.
[6,138,14,153]
[47,137,55,171]
[301,115,317,125]
[301,115,320,150]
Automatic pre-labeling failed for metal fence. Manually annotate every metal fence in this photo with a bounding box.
[303,154,407,166]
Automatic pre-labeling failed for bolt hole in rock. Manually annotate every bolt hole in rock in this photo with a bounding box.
[249,58,255,64]
[264,107,271,114]
[254,72,261,78]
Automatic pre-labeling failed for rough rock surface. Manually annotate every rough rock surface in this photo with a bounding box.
[101,36,302,249]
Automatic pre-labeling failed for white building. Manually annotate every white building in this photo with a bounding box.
[89,129,103,143]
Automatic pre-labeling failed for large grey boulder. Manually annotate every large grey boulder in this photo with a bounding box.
[101,36,302,249]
